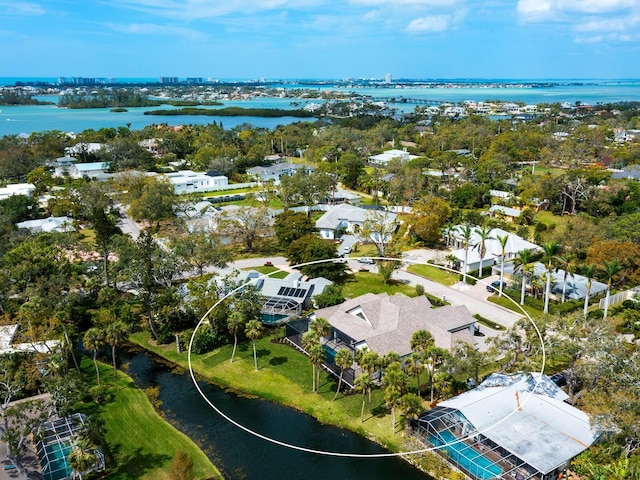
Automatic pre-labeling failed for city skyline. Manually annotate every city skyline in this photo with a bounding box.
[1,1,639,79]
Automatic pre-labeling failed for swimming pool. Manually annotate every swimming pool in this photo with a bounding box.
[430,430,502,480]
[37,441,73,480]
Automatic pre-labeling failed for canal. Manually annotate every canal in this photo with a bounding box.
[122,346,432,480]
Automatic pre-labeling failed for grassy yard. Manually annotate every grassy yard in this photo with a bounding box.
[406,264,459,287]
[341,271,418,299]
[246,265,289,279]
[130,330,426,453]
[77,357,221,480]
[487,295,540,319]
[533,210,569,228]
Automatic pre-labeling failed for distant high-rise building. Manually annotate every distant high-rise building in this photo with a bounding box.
[186,77,203,84]
[159,77,179,84]
[385,73,392,84]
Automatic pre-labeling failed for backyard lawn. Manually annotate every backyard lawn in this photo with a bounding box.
[247,265,289,279]
[77,357,221,480]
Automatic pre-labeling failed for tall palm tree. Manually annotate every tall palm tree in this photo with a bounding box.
[456,224,474,283]
[398,393,423,431]
[354,373,374,423]
[83,328,105,386]
[425,346,448,403]
[244,319,263,371]
[514,248,533,305]
[105,321,128,378]
[541,241,561,314]
[556,253,575,303]
[381,362,408,433]
[496,233,509,297]
[332,349,353,401]
[602,259,624,320]
[227,311,246,363]
[302,331,320,391]
[403,353,425,397]
[308,343,326,393]
[410,329,434,358]
[582,264,597,319]
[474,226,494,279]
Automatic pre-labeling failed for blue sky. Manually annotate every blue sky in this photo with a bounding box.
[1,0,639,79]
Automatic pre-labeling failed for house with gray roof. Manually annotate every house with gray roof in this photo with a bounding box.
[311,292,476,357]
[412,372,600,480]
[610,164,640,181]
[368,148,419,166]
[316,203,397,240]
[246,162,314,184]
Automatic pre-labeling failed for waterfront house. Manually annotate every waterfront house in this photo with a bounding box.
[69,161,111,179]
[411,372,599,480]
[285,292,477,388]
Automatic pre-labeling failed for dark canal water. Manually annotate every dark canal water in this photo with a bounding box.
[121,346,432,480]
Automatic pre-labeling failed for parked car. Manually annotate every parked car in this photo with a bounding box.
[357,257,375,264]
[549,372,567,387]
[486,280,507,293]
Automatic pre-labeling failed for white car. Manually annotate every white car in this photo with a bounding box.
[357,257,375,264]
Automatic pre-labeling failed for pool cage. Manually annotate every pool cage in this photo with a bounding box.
[260,296,302,324]
[411,407,542,480]
[36,413,105,480]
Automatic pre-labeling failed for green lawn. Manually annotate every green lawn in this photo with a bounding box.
[130,330,424,453]
[247,265,289,279]
[341,271,418,299]
[77,357,221,480]
[533,210,569,228]
[406,264,459,287]
[487,295,540,319]
[532,166,565,177]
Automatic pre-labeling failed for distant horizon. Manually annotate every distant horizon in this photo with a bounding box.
[3,76,640,84]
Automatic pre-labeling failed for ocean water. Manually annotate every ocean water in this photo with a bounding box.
[1,79,639,136]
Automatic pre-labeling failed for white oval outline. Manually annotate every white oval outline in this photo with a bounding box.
[187,256,546,458]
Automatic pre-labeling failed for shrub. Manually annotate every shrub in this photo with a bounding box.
[415,284,425,296]
[192,328,218,355]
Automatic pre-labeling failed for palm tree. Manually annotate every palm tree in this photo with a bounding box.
[381,362,408,433]
[302,331,320,391]
[308,343,326,393]
[398,393,423,431]
[354,373,374,422]
[310,317,331,339]
[105,321,128,378]
[456,224,474,283]
[67,436,97,480]
[425,346,449,403]
[541,241,561,314]
[556,253,575,303]
[496,233,509,297]
[83,328,105,386]
[332,349,353,401]
[474,226,494,279]
[582,264,597,319]
[244,319,263,371]
[602,259,624,320]
[514,248,533,305]
[403,353,425,397]
[227,311,245,363]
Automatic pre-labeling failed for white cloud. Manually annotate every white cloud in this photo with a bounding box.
[106,22,208,41]
[110,0,319,19]
[363,9,381,21]
[406,14,450,33]
[0,2,45,15]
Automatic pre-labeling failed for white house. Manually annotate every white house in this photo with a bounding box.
[367,149,419,166]
[315,204,397,241]
[0,183,36,200]
[412,372,600,480]
[445,226,540,273]
[64,142,104,157]
[69,162,111,179]
[16,216,75,233]
[164,170,229,195]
